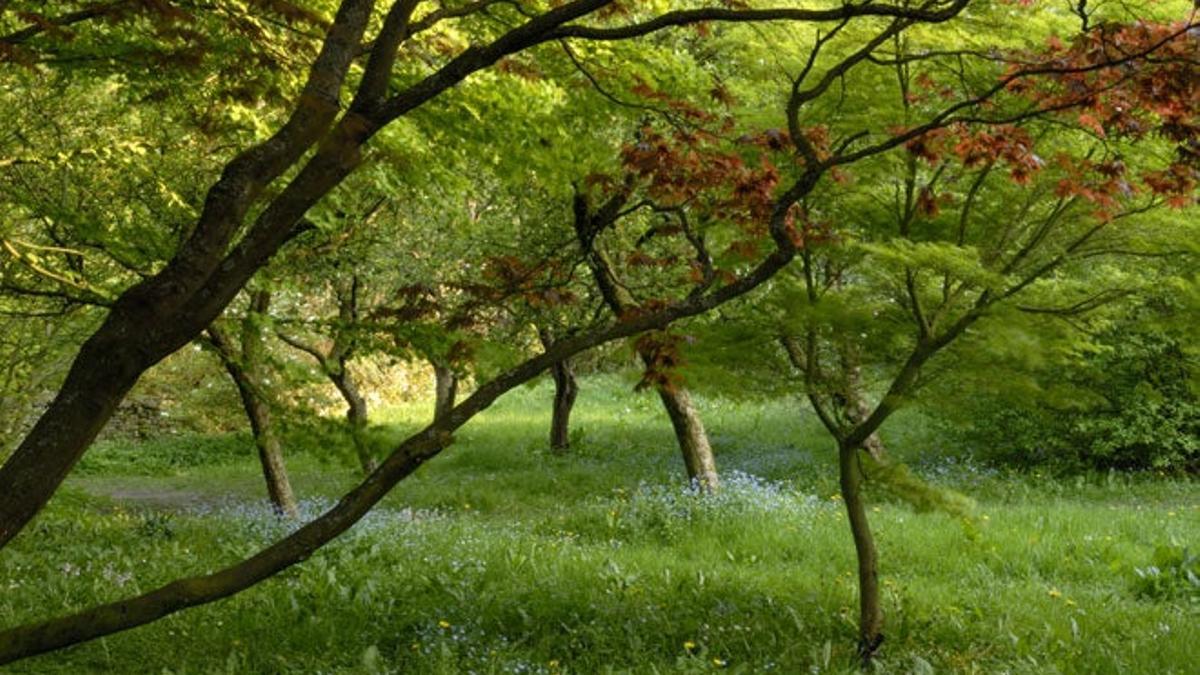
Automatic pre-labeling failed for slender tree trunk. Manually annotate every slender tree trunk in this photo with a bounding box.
[208,292,299,518]
[839,442,883,663]
[840,345,887,460]
[548,357,579,451]
[432,361,457,424]
[331,369,376,474]
[571,199,720,489]
[539,328,580,452]
[656,382,719,491]
[229,372,299,518]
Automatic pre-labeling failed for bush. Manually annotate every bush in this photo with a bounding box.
[955,309,1199,473]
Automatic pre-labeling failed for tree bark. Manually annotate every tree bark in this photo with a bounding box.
[432,361,457,424]
[539,328,579,452]
[840,344,887,460]
[330,368,376,473]
[227,366,299,519]
[839,442,883,664]
[207,292,299,518]
[657,383,719,491]
[571,194,719,490]
[548,356,579,452]
[0,331,144,548]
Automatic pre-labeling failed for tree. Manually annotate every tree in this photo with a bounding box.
[2,0,1193,665]
[709,12,1199,658]
[205,289,301,517]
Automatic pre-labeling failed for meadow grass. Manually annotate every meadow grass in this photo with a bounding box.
[1,376,1196,673]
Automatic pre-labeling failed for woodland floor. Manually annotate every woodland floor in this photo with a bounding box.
[1,376,1197,674]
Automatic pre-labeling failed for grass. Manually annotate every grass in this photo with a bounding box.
[1,375,1197,673]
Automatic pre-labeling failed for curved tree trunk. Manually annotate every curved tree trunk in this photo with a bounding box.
[432,361,457,424]
[331,369,376,474]
[839,442,883,664]
[539,328,580,452]
[656,382,718,491]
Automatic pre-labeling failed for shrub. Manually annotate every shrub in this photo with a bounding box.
[954,311,1198,473]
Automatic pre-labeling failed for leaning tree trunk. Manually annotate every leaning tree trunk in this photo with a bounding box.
[208,293,299,518]
[432,361,457,424]
[330,368,376,474]
[226,368,299,519]
[839,441,884,663]
[656,382,719,491]
[548,356,579,451]
[0,335,144,548]
[572,199,720,491]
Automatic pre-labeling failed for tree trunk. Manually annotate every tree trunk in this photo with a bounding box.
[0,333,145,548]
[433,361,457,424]
[539,328,579,452]
[229,372,299,519]
[841,346,887,460]
[839,442,884,664]
[208,292,299,518]
[548,357,579,451]
[331,368,376,474]
[570,199,720,489]
[657,383,719,492]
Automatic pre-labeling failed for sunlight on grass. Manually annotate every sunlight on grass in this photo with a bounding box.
[4,377,1197,673]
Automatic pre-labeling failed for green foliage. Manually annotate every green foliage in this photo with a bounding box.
[954,298,1200,472]
[1133,542,1200,604]
[862,454,976,521]
[76,433,255,476]
[4,379,1198,673]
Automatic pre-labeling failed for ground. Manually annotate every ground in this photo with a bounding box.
[1,376,1197,673]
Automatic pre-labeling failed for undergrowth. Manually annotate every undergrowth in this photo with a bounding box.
[2,376,1196,674]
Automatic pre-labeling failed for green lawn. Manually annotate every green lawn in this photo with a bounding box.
[1,376,1196,673]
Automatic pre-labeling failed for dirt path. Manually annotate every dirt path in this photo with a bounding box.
[71,476,259,512]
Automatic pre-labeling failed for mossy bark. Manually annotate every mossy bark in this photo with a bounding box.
[208,291,298,518]
[433,361,457,424]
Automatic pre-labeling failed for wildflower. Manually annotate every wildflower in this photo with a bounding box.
[684,640,697,652]
[548,659,560,668]
[438,620,451,629]
[1048,588,1062,599]
[712,657,727,667]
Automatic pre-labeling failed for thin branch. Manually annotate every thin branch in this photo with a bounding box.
[547,1,972,41]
